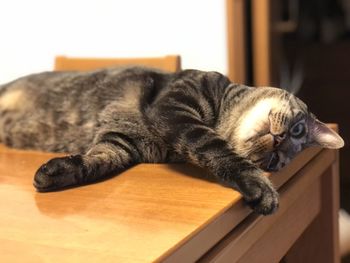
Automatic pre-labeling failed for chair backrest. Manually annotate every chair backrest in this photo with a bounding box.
[54,55,181,72]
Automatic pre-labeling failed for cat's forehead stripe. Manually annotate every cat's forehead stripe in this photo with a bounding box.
[261,88,307,113]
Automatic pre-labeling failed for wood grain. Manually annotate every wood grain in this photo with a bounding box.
[283,151,340,263]
[226,0,246,83]
[0,143,324,262]
[0,144,239,262]
[0,122,339,262]
[161,147,322,262]
[252,0,271,86]
[54,55,181,72]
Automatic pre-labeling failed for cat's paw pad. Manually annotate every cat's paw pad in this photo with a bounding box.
[245,182,279,215]
[33,155,84,192]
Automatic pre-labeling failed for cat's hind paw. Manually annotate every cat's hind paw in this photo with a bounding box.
[33,155,84,192]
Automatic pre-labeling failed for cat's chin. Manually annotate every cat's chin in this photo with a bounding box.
[260,160,287,173]
[262,166,279,173]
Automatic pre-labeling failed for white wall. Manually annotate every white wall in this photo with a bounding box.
[0,0,227,84]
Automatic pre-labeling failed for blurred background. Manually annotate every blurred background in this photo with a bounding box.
[230,3,350,262]
[0,0,227,83]
[1,0,350,260]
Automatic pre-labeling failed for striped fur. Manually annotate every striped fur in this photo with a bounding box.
[0,67,344,215]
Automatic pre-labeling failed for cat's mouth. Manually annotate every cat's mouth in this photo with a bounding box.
[264,152,280,172]
[250,151,281,172]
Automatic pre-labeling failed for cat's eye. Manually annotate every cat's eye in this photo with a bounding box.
[290,122,306,138]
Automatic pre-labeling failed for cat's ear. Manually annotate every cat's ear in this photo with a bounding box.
[308,119,344,149]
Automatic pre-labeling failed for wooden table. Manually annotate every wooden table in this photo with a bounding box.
[0,142,340,262]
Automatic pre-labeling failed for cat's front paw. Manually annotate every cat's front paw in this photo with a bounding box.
[244,180,279,215]
[33,155,84,192]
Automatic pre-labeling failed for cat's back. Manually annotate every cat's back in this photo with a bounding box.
[0,67,170,111]
[0,68,127,100]
[0,67,172,152]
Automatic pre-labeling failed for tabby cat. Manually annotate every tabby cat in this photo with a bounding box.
[0,67,344,215]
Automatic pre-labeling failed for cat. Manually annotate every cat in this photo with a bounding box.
[0,67,344,215]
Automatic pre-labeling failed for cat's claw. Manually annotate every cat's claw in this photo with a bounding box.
[33,155,84,192]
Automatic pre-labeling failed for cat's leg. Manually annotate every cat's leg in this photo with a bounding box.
[147,86,278,215]
[171,129,278,215]
[185,132,279,215]
[33,132,141,192]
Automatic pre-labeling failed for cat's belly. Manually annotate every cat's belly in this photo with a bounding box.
[142,146,185,164]
[0,108,96,153]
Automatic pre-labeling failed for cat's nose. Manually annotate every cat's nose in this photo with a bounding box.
[273,132,286,148]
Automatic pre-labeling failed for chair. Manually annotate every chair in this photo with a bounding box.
[54,55,181,72]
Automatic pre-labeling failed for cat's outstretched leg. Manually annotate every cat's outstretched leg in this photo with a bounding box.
[33,132,140,192]
[146,78,279,215]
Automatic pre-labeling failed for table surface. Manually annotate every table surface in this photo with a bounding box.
[0,141,327,262]
[0,144,245,262]
[0,122,337,263]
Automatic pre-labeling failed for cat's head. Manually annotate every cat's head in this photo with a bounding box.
[233,87,344,172]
